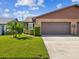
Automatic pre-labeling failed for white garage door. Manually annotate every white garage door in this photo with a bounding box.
[0,25,2,35]
[41,22,70,35]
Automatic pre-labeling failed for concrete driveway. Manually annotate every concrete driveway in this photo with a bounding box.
[42,35,79,59]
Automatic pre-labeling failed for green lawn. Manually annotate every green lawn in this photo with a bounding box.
[0,35,49,58]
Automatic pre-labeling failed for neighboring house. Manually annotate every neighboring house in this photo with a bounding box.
[23,17,34,30]
[0,18,17,35]
[34,4,79,35]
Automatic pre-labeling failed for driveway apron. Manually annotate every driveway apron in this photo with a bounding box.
[42,36,79,59]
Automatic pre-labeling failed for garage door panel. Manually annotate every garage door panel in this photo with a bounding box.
[41,22,70,35]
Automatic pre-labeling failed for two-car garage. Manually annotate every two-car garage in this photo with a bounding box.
[41,22,71,35]
[35,5,79,35]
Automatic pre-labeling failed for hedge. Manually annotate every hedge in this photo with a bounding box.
[34,27,40,36]
[30,30,34,35]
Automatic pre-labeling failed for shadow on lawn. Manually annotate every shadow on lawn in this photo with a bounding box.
[16,37,33,40]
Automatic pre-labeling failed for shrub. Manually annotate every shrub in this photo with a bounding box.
[6,31,12,35]
[34,27,40,36]
[6,30,14,35]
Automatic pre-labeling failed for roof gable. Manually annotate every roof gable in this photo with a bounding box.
[35,4,79,19]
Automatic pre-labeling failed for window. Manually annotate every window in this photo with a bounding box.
[28,23,33,30]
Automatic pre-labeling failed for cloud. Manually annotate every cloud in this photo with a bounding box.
[15,0,45,7]
[15,0,36,7]
[72,0,79,4]
[2,9,11,17]
[13,11,30,20]
[72,0,79,2]
[72,0,77,2]
[4,9,10,12]
[13,11,29,17]
[57,3,62,9]
[29,7,39,10]
[2,13,11,17]
[13,10,37,20]
[37,0,44,6]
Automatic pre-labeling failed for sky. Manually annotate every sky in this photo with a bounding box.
[0,0,79,20]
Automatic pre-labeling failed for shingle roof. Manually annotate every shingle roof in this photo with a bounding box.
[23,17,33,23]
[0,18,15,24]
[35,4,79,18]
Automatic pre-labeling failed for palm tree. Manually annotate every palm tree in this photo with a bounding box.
[15,22,24,37]
[7,20,17,37]
[7,19,24,38]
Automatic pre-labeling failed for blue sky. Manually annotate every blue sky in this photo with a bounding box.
[0,0,78,20]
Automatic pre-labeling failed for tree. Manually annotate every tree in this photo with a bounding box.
[15,22,24,37]
[7,21,17,37]
[7,20,24,38]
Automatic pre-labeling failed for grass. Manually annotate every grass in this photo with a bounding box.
[0,34,49,58]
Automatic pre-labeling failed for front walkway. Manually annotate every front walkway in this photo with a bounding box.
[42,35,79,59]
